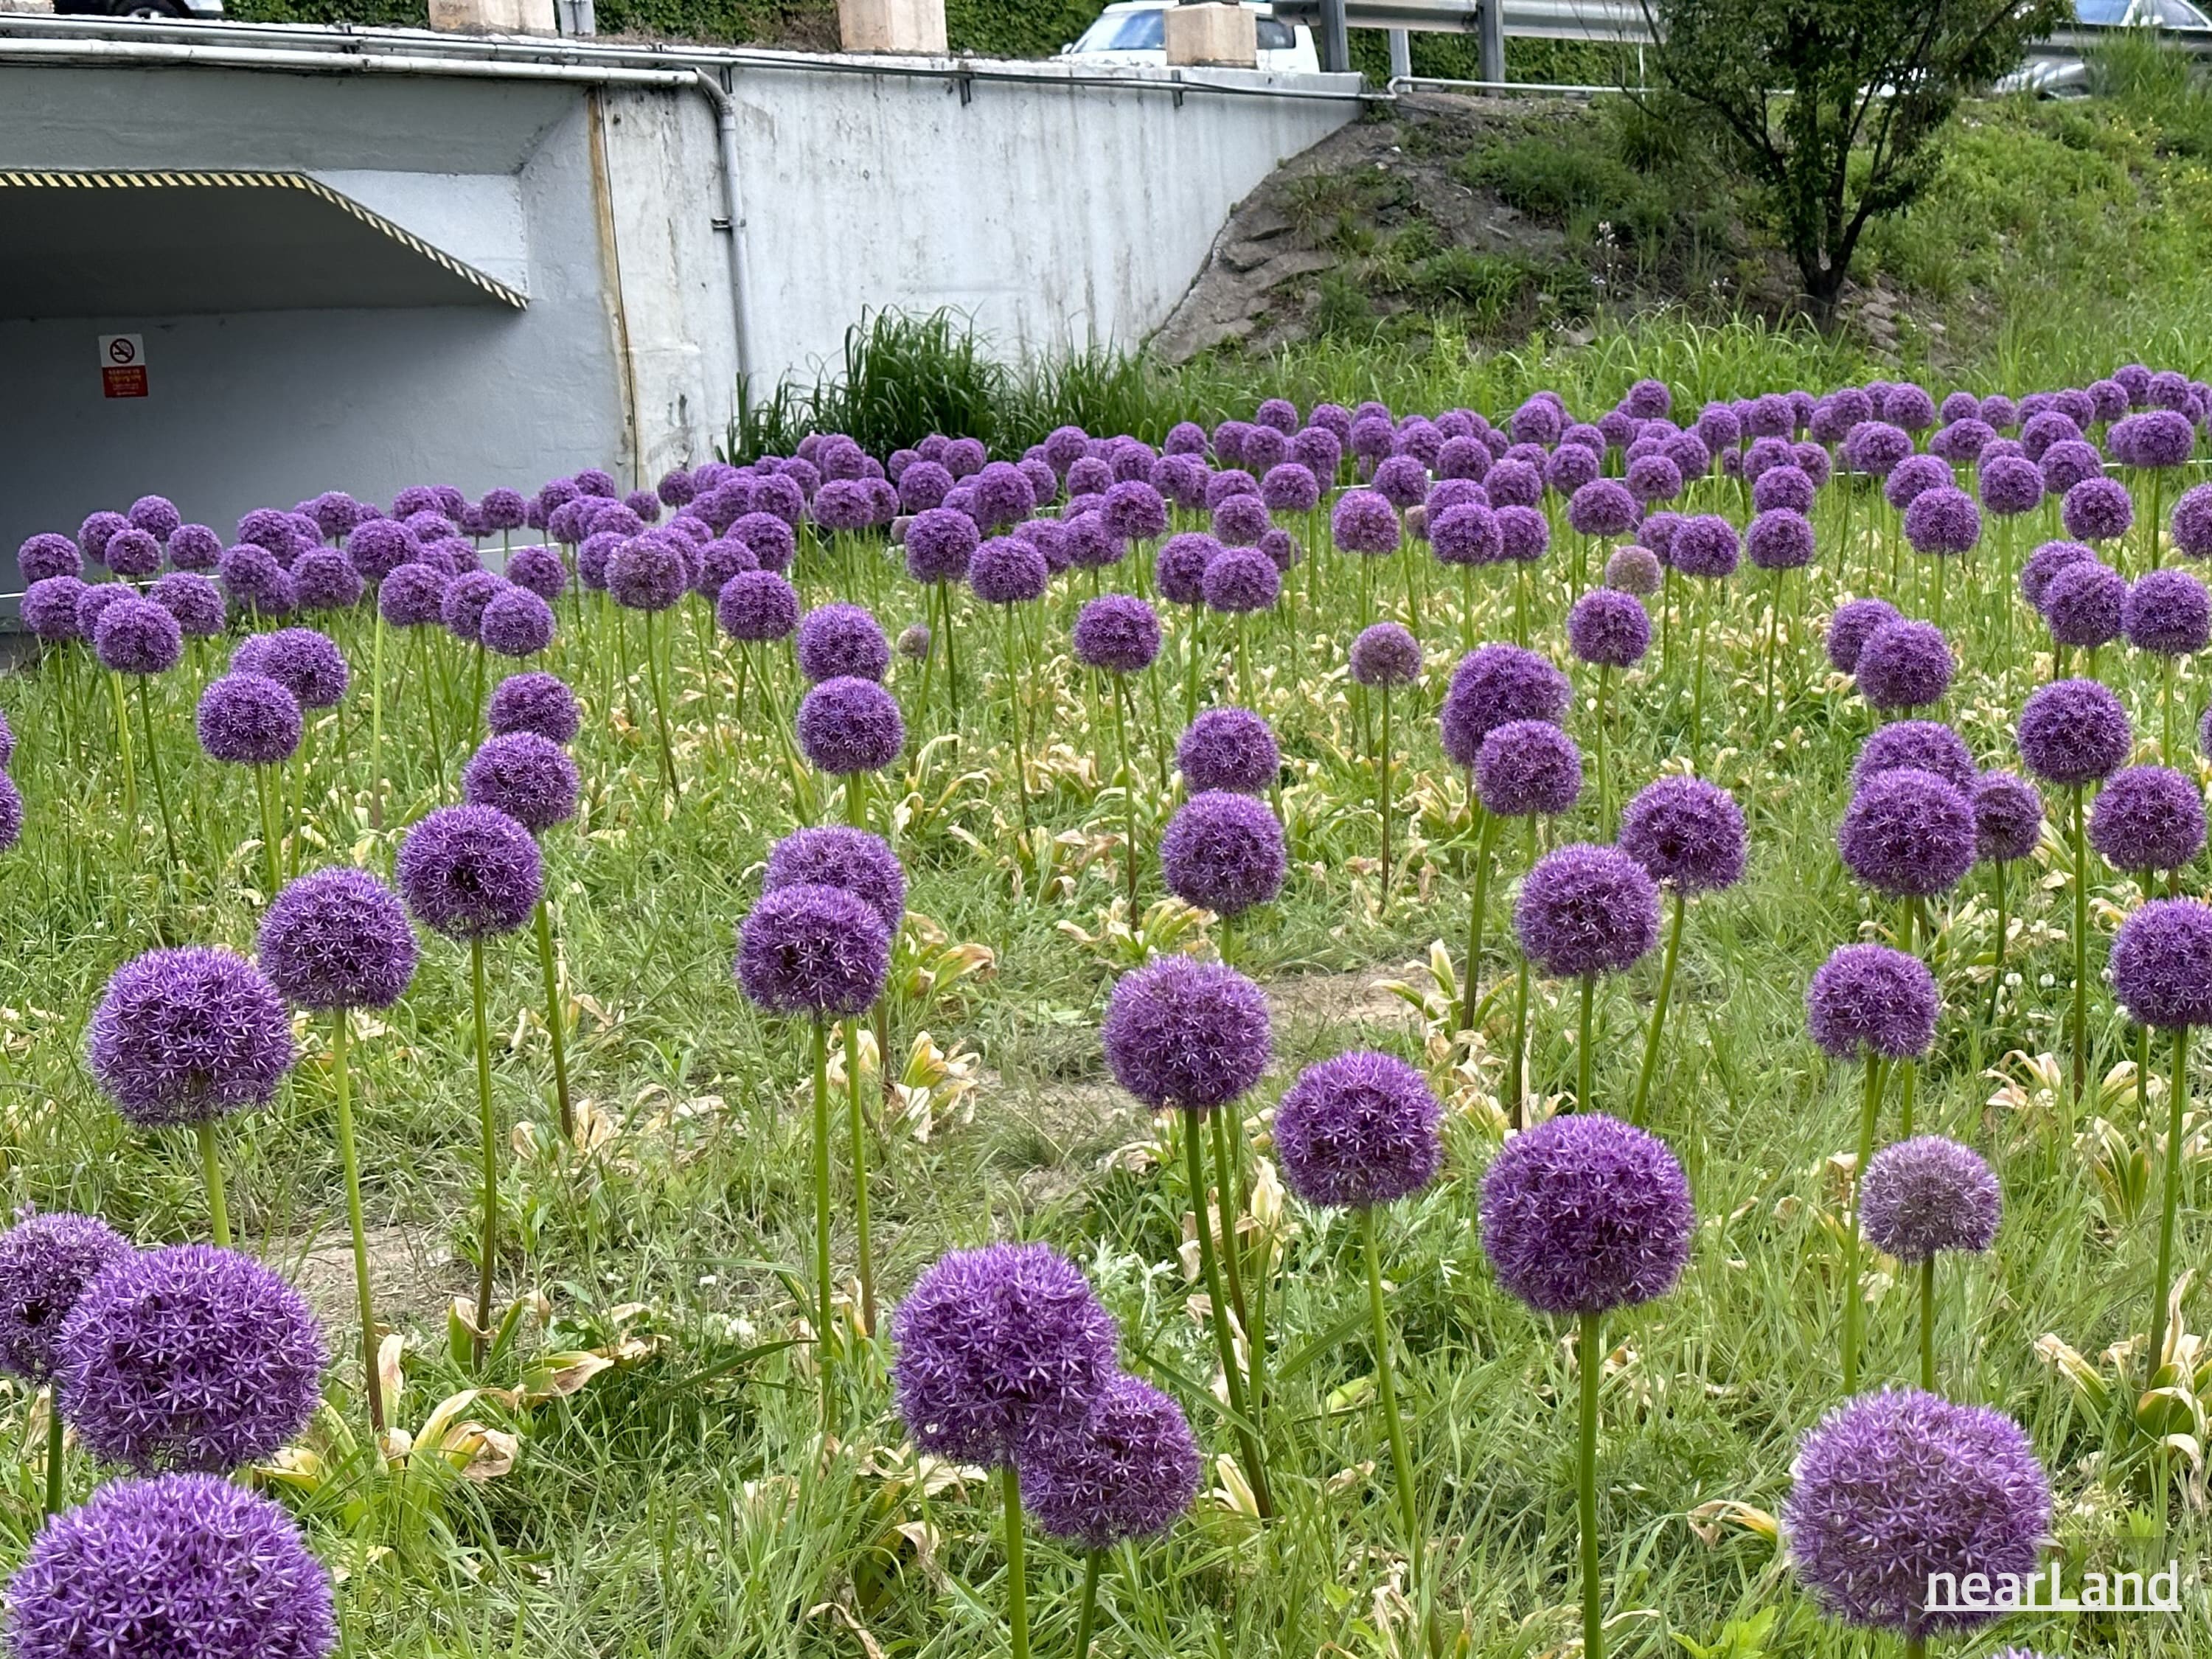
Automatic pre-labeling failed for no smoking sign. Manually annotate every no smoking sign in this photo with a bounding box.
[99,335,148,400]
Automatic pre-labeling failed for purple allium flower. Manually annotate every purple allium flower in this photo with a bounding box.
[2112,897,2212,1029]
[462,733,580,833]
[1018,1371,1201,1550]
[2172,481,2212,559]
[1206,468,1259,512]
[1855,720,1974,792]
[488,672,580,745]
[2039,439,2105,497]
[1843,421,1913,478]
[1259,462,1321,515]
[1495,504,1551,563]
[1618,776,1747,892]
[891,1242,1118,1467]
[57,1244,324,1473]
[1744,508,1816,574]
[0,1214,133,1384]
[1177,708,1279,796]
[765,826,905,933]
[2020,408,2082,462]
[1276,1050,1442,1210]
[812,478,875,533]
[1430,502,1503,567]
[1484,459,1543,510]
[1102,956,1270,1111]
[1807,944,1938,1060]
[1854,619,1953,712]
[1565,479,1638,539]
[2062,476,2135,543]
[18,533,83,585]
[396,804,543,940]
[77,511,129,566]
[243,627,348,709]
[1514,844,1660,978]
[1155,532,1219,606]
[1290,425,1344,481]
[0,772,18,852]
[717,570,801,643]
[126,495,182,544]
[377,563,446,628]
[506,544,568,601]
[898,459,956,515]
[1669,515,1740,579]
[91,596,183,678]
[732,511,798,573]
[1883,383,1937,431]
[1626,453,1684,505]
[74,583,130,646]
[218,544,293,616]
[1439,644,1571,767]
[196,673,301,767]
[967,462,1035,531]
[1211,494,1272,548]
[258,868,417,1012]
[1604,544,1663,595]
[2088,765,2205,872]
[1902,486,1981,557]
[1200,544,1280,614]
[2020,540,2095,611]
[1476,719,1582,818]
[1372,454,1431,509]
[1930,418,1995,464]
[1861,1137,2001,1263]
[600,530,687,613]
[970,537,1051,605]
[1980,454,2045,517]
[1349,622,1422,687]
[796,676,903,775]
[1480,1113,1692,1315]
[1328,490,1398,557]
[2039,559,2125,650]
[734,881,891,1018]
[2017,678,2131,786]
[1784,1389,2050,1640]
[480,485,530,529]
[5,1470,337,1659]
[88,947,291,1130]
[478,587,556,659]
[1973,772,2044,863]
[1883,455,1952,514]
[1160,790,1286,918]
[2111,408,2195,468]
[102,528,161,581]
[693,536,758,599]
[1072,594,1161,674]
[289,549,364,613]
[796,603,891,684]
[1838,768,1977,898]
[1101,480,1169,544]
[2123,567,2212,655]
[1750,464,1815,515]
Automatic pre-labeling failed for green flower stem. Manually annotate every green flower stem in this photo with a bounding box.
[532,897,574,1145]
[255,765,283,899]
[1577,975,1596,1113]
[1377,682,1395,905]
[1072,1548,1103,1659]
[106,668,137,825]
[1593,665,1613,838]
[1577,1310,1605,1659]
[330,1010,386,1433]
[812,1019,835,1406]
[2071,787,2090,1119]
[1984,860,2010,1030]
[642,608,681,799]
[1362,1208,1422,1585]
[368,608,387,830]
[133,677,179,874]
[470,937,497,1369]
[1003,602,1031,838]
[1182,1111,1271,1518]
[1842,1057,1887,1394]
[1919,1254,1937,1394]
[1460,805,1499,1037]
[1112,674,1141,913]
[2151,1023,2190,1385]
[1506,815,1537,1124]
[195,1119,230,1248]
[845,1015,877,1338]
[1207,1107,1252,1355]
[1002,1462,1031,1659]
[41,1389,64,1520]
[1630,888,1687,1126]
[1689,581,1710,774]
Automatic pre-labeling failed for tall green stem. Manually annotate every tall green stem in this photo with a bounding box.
[255,765,283,898]
[1003,603,1031,837]
[845,1015,877,1338]
[195,1119,230,1248]
[2071,787,2090,1119]
[2150,1023,2189,1384]
[1842,1057,1886,1394]
[1577,1310,1605,1659]
[41,1391,64,1520]
[133,677,179,873]
[369,608,387,829]
[1919,1255,1937,1394]
[106,669,138,824]
[1113,674,1141,912]
[1506,815,1537,1124]
[1593,666,1613,837]
[470,937,496,1368]
[643,608,680,798]
[1459,807,1498,1037]
[331,1010,385,1432]
[1630,890,1687,1125]
[812,1019,835,1406]
[1362,1208,1422,1583]
[1208,1107,1252,1359]
[1002,1463,1031,1659]
[1577,975,1595,1112]
[1073,1550,1103,1659]
[1377,683,1395,905]
[532,898,574,1144]
[1182,1112,1271,1517]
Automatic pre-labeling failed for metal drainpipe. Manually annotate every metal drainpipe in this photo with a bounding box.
[692,68,756,409]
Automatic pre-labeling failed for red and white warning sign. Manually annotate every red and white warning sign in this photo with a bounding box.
[99,335,147,399]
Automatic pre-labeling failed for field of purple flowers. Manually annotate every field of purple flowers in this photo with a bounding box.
[0,369,2208,1658]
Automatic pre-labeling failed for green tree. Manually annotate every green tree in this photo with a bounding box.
[1642,0,2070,314]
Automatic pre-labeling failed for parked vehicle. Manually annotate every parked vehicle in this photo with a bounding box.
[52,0,226,17]
[1999,0,2212,96]
[1062,1,1321,73]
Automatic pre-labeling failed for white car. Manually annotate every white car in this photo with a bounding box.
[2000,0,2212,95]
[1062,1,1321,73]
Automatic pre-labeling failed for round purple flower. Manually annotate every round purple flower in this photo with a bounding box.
[1861,1137,2001,1263]
[1480,1113,1692,1315]
[607,533,689,612]
[344,521,419,585]
[1100,479,1169,544]
[462,732,580,833]
[970,537,1051,605]
[1440,644,1571,767]
[2039,438,2105,497]
[505,544,568,602]
[796,603,891,683]
[1843,420,1913,478]
[1332,490,1401,555]
[1902,486,1980,557]
[892,1242,1119,1467]
[1626,453,1683,504]
[1618,776,1747,892]
[1855,720,1974,793]
[1349,622,1422,687]
[692,536,757,599]
[1211,494,1272,548]
[396,804,543,940]
[718,570,801,643]
[765,826,905,933]
[1276,1050,1442,1210]
[2122,567,2211,655]
[733,511,799,573]
[1018,1371,1201,1550]
[1669,515,1740,579]
[1784,1390,2049,1640]
[1200,544,1280,614]
[478,586,556,659]
[1979,454,2045,517]
[2088,764,2205,872]
[378,562,447,628]
[170,524,223,571]
[1072,594,1161,674]
[1806,943,1938,1061]
[244,627,348,709]
[1838,768,1976,898]
[1177,708,1278,795]
[197,673,301,766]
[103,528,163,580]
[258,867,417,1011]
[488,672,580,745]
[88,947,292,1130]
[1973,772,2043,863]
[1745,508,1815,572]
[291,549,364,613]
[1430,502,1503,568]
[2039,558,2125,650]
[1103,955,1269,1111]
[78,511,131,566]
[0,1214,134,1384]
[1604,544,1663,595]
[796,677,903,775]
[56,1244,325,1473]
[1514,844,1660,978]
[18,533,83,585]
[1566,479,1638,538]
[149,571,225,638]
[2020,540,2095,611]
[2062,476,2135,543]
[1160,790,1285,919]
[2111,408,2195,468]
[2018,678,2131,786]
[2172,481,2212,558]
[4,1470,337,1659]
[74,583,130,645]
[2112,897,2212,1029]
[1259,462,1320,515]
[1476,719,1582,818]
[92,595,183,677]
[1854,619,1952,712]
[734,881,891,1018]
[1495,505,1550,563]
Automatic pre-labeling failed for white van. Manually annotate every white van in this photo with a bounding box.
[1062,1,1322,73]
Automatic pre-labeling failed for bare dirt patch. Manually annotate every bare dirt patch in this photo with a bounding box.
[278,1223,467,1332]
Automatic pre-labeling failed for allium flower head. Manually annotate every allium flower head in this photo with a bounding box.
[1514,844,1660,978]
[103,527,162,580]
[1566,478,1638,538]
[2039,558,2124,649]
[1854,619,1952,711]
[291,549,364,613]
[1160,790,1286,919]
[88,947,293,1129]
[462,732,580,832]
[2017,678,2131,786]
[2020,539,2095,611]
[1854,720,1974,793]
[142,572,222,641]
[1604,544,1663,594]
[765,826,905,933]
[1784,1389,2050,1639]
[93,595,184,677]
[2112,897,2212,1029]
[240,627,348,709]
[2173,481,2212,559]
[2123,567,2211,655]
[2111,408,2195,467]
[1177,708,1278,795]
[891,1242,1119,1467]
[1102,956,1270,1111]
[1071,594,1161,673]
[1860,1137,2001,1263]
[378,562,446,627]
[796,676,903,775]
[1480,1113,1692,1315]
[1618,776,1747,892]
[396,804,543,939]
[1839,768,1976,897]
[4,1471,337,1659]
[479,587,556,658]
[734,881,890,1018]
[488,671,580,744]
[1350,621,1422,686]
[1440,644,1571,766]
[1155,532,1218,606]
[1495,504,1550,563]
[0,1214,133,1384]
[1276,1051,1442,1209]
[796,603,891,684]
[2089,765,2205,873]
[1018,1372,1202,1550]
[1973,771,2044,863]
[1980,454,2045,517]
[257,867,417,1011]
[1565,588,1651,669]
[606,532,689,612]
[1200,544,1280,614]
[1332,490,1401,555]
[1806,944,1938,1061]
[717,570,800,642]
[18,533,82,585]
[1903,486,1980,556]
[58,1244,325,1472]
[1475,720,1582,817]
[196,672,301,766]
[1746,507,1815,571]
[2062,476,2135,543]
[1669,515,1740,579]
